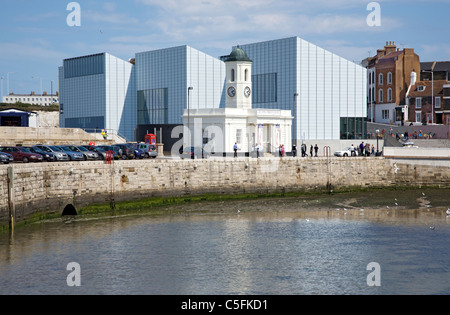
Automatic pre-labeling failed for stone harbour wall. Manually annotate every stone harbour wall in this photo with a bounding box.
[1,157,450,225]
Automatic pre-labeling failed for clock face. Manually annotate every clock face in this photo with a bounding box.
[244,86,251,97]
[227,87,236,97]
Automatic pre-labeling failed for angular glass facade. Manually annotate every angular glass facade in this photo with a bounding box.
[135,46,225,126]
[239,37,367,141]
[59,53,136,140]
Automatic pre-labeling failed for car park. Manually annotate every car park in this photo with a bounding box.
[0,146,43,163]
[34,145,70,161]
[26,146,57,162]
[334,147,355,157]
[65,145,99,160]
[55,145,85,161]
[180,146,210,159]
[0,151,14,164]
[82,145,109,160]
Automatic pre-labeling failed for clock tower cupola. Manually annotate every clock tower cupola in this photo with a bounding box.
[224,46,253,109]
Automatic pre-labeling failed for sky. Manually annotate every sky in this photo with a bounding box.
[1,0,450,96]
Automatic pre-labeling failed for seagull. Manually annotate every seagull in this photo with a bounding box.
[395,203,398,206]
[237,210,241,214]
[446,209,450,216]
[422,192,426,196]
[430,226,435,230]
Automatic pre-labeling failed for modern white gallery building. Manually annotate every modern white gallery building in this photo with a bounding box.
[59,36,367,151]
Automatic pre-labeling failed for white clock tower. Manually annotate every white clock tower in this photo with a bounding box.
[224,46,253,110]
[183,45,292,156]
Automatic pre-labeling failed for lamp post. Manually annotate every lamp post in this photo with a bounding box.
[293,92,298,147]
[7,72,17,95]
[376,129,380,156]
[187,87,193,146]
[0,76,3,101]
[32,76,43,95]
[421,69,434,124]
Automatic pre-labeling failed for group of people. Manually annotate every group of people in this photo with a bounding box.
[292,144,319,157]
[351,142,375,156]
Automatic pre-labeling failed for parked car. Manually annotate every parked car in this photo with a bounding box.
[65,145,99,160]
[334,147,354,157]
[134,143,158,158]
[180,146,210,159]
[0,146,43,163]
[133,147,145,159]
[0,151,14,164]
[115,143,135,159]
[34,145,70,161]
[81,145,109,160]
[26,146,57,162]
[97,145,121,160]
[55,145,85,161]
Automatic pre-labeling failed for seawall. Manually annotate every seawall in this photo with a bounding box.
[1,157,450,226]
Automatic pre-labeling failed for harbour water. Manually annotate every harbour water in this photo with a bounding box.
[0,189,449,295]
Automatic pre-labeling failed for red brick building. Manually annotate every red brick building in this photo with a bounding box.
[362,42,421,124]
[407,61,450,125]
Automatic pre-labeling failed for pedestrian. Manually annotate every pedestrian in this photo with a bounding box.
[101,129,107,140]
[350,144,356,156]
[314,144,318,157]
[371,145,375,155]
[301,144,306,157]
[281,145,285,157]
[256,144,260,158]
[292,144,297,157]
[310,145,313,157]
[233,142,238,158]
[359,142,364,156]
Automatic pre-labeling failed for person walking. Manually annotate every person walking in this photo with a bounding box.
[233,142,238,158]
[314,144,318,157]
[292,144,297,157]
[310,145,313,157]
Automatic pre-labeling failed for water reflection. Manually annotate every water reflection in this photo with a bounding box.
[0,190,449,295]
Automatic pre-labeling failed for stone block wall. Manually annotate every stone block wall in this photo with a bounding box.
[1,157,449,225]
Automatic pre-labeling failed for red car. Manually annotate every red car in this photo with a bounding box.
[0,146,43,163]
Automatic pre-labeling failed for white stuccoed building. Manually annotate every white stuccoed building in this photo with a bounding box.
[183,47,292,156]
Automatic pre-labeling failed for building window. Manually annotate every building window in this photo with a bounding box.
[417,86,425,92]
[252,73,277,104]
[435,97,441,108]
[236,129,242,144]
[379,73,383,85]
[415,97,422,109]
[137,88,169,125]
[416,112,421,123]
[382,110,389,120]
[245,69,248,82]
[387,88,392,102]
[378,89,383,103]
[231,69,235,82]
[387,72,392,84]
